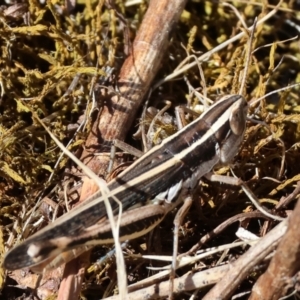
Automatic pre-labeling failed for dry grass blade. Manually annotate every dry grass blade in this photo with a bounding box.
[33,114,128,298]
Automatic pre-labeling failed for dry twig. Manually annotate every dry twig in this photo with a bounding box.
[202,219,288,300]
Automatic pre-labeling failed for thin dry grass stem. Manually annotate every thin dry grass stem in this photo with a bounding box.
[138,90,153,152]
[179,211,270,257]
[181,53,211,107]
[105,265,230,300]
[123,241,257,297]
[226,0,294,12]
[222,2,249,30]
[276,182,300,210]
[63,181,71,213]
[153,0,284,89]
[235,178,284,221]
[249,82,300,106]
[146,100,172,149]
[144,240,256,268]
[252,36,298,55]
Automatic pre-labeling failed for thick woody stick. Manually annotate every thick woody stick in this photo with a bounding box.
[81,0,188,175]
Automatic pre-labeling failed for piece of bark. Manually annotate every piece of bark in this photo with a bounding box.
[249,198,300,300]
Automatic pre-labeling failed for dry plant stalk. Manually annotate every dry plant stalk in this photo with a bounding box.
[81,0,188,175]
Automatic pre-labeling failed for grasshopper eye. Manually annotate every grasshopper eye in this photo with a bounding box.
[229,98,248,135]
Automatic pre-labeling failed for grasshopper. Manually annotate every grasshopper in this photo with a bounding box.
[3,94,247,271]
